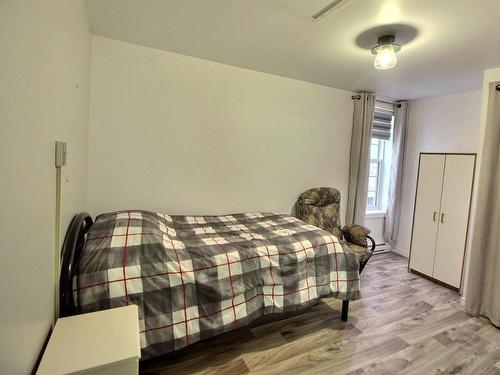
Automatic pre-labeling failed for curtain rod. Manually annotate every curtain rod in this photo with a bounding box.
[496,84,500,91]
[351,94,401,108]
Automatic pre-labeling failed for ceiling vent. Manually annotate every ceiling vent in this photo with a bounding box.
[312,0,352,20]
[262,0,351,20]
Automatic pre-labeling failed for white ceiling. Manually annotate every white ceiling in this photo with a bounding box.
[84,0,500,99]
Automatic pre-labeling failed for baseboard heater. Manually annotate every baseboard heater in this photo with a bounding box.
[374,242,391,252]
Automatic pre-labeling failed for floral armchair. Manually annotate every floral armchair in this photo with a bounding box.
[296,187,375,272]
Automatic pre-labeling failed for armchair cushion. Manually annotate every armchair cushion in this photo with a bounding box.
[296,187,343,240]
[298,187,341,207]
[342,224,371,247]
[346,243,373,264]
[297,203,343,240]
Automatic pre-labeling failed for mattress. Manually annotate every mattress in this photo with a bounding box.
[74,211,360,359]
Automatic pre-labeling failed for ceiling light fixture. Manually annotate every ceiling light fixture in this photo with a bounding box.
[371,35,401,70]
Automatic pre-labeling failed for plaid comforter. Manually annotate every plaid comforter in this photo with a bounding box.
[75,211,360,359]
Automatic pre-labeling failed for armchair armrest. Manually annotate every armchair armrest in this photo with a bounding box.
[366,235,376,252]
[341,224,372,248]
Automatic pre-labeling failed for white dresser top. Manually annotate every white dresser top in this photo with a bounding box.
[37,305,141,374]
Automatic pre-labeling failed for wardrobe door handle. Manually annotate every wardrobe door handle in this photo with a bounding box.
[441,213,445,223]
[433,212,437,222]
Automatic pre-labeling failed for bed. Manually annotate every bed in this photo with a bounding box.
[60,210,361,359]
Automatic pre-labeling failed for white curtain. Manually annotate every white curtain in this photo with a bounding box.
[346,93,376,225]
[384,102,409,243]
[465,82,500,327]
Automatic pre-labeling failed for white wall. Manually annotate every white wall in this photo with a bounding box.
[87,36,354,218]
[394,90,482,257]
[0,1,91,373]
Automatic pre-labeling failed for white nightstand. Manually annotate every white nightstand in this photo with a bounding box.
[37,305,141,375]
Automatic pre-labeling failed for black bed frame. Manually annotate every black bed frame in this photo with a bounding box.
[59,213,373,321]
[59,213,93,317]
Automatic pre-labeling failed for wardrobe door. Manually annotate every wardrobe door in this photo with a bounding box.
[409,154,445,276]
[433,155,475,288]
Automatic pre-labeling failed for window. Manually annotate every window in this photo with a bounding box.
[366,101,394,212]
[367,138,384,209]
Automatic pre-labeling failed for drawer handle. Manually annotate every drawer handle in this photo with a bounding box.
[441,213,445,223]
[433,212,437,222]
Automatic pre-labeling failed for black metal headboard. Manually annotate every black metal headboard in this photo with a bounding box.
[59,213,93,317]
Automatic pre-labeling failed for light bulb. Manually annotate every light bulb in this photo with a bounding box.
[374,44,397,70]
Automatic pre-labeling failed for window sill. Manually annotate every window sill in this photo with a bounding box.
[366,210,387,219]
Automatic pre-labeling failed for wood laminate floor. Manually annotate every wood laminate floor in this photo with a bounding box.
[141,252,500,375]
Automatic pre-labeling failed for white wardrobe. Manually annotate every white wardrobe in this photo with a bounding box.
[409,153,476,290]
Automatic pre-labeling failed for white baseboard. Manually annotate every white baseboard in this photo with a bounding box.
[392,247,409,258]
